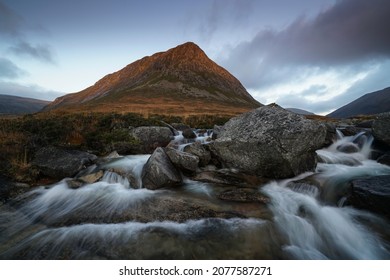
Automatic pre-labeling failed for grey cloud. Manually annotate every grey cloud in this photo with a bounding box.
[0,1,23,37]
[0,2,56,64]
[330,60,390,106]
[0,81,62,101]
[199,0,255,42]
[0,57,26,79]
[272,60,390,114]
[9,41,55,64]
[222,0,390,89]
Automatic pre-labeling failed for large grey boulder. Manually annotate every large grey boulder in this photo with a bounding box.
[210,105,328,178]
[32,147,97,179]
[141,148,182,190]
[372,113,390,147]
[130,126,174,154]
[165,148,199,174]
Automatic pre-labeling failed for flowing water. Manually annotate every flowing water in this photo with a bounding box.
[0,130,389,259]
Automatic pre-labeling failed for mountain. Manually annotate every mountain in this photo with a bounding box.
[0,95,50,115]
[328,87,390,118]
[285,108,315,115]
[44,42,261,115]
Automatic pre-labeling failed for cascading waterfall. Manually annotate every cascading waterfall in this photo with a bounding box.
[262,182,389,259]
[261,130,390,259]
[0,130,389,259]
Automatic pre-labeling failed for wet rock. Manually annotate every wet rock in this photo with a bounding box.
[286,181,320,197]
[183,142,211,167]
[348,175,390,219]
[196,129,208,137]
[130,126,174,154]
[105,168,140,189]
[159,121,179,136]
[171,123,191,131]
[378,153,390,166]
[141,148,182,190]
[337,143,360,154]
[110,142,137,155]
[182,128,196,139]
[212,125,222,140]
[211,105,328,178]
[353,133,369,149]
[192,169,268,188]
[356,120,373,128]
[106,151,121,159]
[78,170,104,184]
[323,122,337,147]
[66,179,84,189]
[338,126,368,137]
[372,113,390,147]
[0,176,31,203]
[165,148,199,175]
[32,147,97,179]
[218,188,270,203]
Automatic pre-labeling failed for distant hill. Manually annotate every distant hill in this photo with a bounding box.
[328,87,390,118]
[286,108,315,115]
[43,42,262,116]
[0,95,50,115]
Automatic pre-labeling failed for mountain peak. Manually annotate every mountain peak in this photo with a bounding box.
[44,42,261,115]
[168,41,205,57]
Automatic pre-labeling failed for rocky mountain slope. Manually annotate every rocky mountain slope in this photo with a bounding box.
[43,42,261,115]
[0,94,49,115]
[328,87,390,118]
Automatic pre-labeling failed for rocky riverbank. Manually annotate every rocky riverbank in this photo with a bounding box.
[1,106,389,259]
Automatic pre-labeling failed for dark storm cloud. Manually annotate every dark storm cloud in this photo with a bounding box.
[9,41,55,64]
[0,58,26,79]
[223,0,390,89]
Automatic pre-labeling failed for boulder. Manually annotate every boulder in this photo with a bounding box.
[347,175,390,219]
[130,126,174,154]
[106,151,121,159]
[378,153,390,166]
[212,125,222,140]
[141,148,182,190]
[170,123,191,131]
[336,143,359,154]
[337,125,367,137]
[0,176,31,203]
[78,170,104,184]
[352,133,369,149]
[372,113,390,147]
[183,142,211,167]
[182,128,196,139]
[323,122,337,147]
[32,147,97,179]
[356,120,373,128]
[210,105,328,178]
[165,148,199,174]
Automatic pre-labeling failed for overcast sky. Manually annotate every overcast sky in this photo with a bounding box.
[1,0,389,115]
